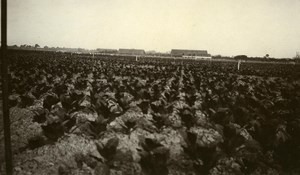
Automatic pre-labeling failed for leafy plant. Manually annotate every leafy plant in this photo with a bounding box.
[96,137,119,162]
[138,138,170,175]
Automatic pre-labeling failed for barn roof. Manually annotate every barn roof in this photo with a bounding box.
[119,49,145,55]
[171,49,209,56]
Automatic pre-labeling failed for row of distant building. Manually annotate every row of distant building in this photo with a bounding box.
[9,45,299,60]
[7,45,211,59]
[97,48,212,59]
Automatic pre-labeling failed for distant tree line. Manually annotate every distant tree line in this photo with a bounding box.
[8,44,95,53]
[212,54,295,62]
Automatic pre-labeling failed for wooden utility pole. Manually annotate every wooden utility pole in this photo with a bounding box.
[1,0,13,174]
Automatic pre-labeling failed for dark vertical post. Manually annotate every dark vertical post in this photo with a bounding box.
[1,0,13,174]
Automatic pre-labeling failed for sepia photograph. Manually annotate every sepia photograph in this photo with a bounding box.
[1,0,300,174]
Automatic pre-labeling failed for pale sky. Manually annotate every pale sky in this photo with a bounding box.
[3,0,300,58]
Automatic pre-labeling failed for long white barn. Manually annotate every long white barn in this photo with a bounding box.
[171,49,212,59]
